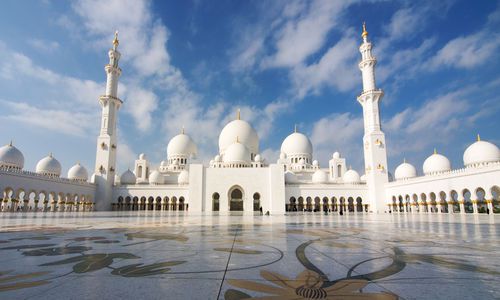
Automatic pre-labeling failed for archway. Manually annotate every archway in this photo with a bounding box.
[179,197,185,211]
[212,193,220,211]
[155,197,162,210]
[347,197,354,212]
[298,197,304,211]
[305,197,312,212]
[229,187,243,211]
[289,197,297,211]
[356,197,363,212]
[314,197,321,212]
[253,193,260,211]
[491,186,500,213]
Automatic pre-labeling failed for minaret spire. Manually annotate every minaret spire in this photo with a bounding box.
[237,109,241,120]
[357,23,388,213]
[95,31,124,211]
[477,134,481,141]
[294,124,297,133]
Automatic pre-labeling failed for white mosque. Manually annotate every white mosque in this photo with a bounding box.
[1,25,499,216]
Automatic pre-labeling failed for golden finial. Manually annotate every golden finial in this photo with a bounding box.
[49,152,53,157]
[237,108,240,120]
[477,134,481,142]
[112,31,119,48]
[433,148,437,155]
[8,140,12,146]
[294,124,297,133]
[361,21,368,39]
[181,126,185,134]
[403,157,406,163]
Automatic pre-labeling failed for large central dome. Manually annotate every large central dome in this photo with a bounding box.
[219,117,259,156]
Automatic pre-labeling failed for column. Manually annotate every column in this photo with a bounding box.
[472,199,478,214]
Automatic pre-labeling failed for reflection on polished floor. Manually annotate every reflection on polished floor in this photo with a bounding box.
[0,212,498,299]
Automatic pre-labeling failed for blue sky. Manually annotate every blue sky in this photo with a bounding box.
[0,0,499,177]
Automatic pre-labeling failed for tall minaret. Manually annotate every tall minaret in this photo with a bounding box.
[94,31,123,211]
[356,23,388,213]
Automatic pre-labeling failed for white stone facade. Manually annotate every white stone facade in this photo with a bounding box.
[1,27,499,216]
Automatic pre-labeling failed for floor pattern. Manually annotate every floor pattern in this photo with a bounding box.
[0,212,498,299]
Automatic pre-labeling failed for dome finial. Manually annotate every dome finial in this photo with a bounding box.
[237,108,240,120]
[112,31,119,49]
[181,126,185,134]
[433,148,437,155]
[49,152,53,157]
[8,140,12,146]
[294,124,297,133]
[477,134,481,142]
[403,157,406,163]
[361,21,368,39]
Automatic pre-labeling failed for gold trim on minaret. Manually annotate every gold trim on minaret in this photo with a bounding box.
[361,22,368,39]
[112,31,119,49]
[477,134,481,142]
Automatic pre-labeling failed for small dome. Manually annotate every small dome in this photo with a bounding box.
[167,133,197,158]
[298,158,305,165]
[254,154,262,162]
[423,151,451,175]
[149,170,163,185]
[285,171,298,183]
[312,169,328,183]
[114,174,120,184]
[332,152,340,159]
[36,153,61,177]
[463,137,500,167]
[120,169,136,185]
[343,169,360,184]
[280,132,313,157]
[214,155,221,162]
[360,174,366,181]
[139,153,146,160]
[178,170,189,185]
[312,160,319,167]
[0,141,24,169]
[219,119,259,156]
[160,160,167,167]
[173,160,179,166]
[90,173,97,183]
[279,152,286,160]
[223,142,251,164]
[67,163,88,181]
[395,160,417,180]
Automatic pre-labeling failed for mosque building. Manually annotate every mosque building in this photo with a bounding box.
[1,26,499,215]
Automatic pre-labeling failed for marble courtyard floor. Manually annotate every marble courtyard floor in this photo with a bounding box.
[0,212,498,299]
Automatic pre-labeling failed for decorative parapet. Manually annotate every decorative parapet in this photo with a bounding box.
[0,167,95,186]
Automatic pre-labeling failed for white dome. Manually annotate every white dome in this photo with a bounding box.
[284,171,298,183]
[223,142,251,164]
[312,160,319,167]
[332,152,340,159]
[36,153,61,177]
[463,138,500,167]
[360,174,366,181]
[219,119,259,155]
[167,133,197,158]
[343,169,360,184]
[214,155,221,162]
[312,169,328,183]
[178,170,189,185]
[281,132,313,157]
[67,163,88,181]
[0,142,24,169]
[395,161,417,180]
[139,153,146,160]
[423,151,451,175]
[149,170,163,185]
[160,160,167,167]
[254,154,262,162]
[120,169,136,185]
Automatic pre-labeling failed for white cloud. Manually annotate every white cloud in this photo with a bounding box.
[116,141,136,172]
[289,33,359,98]
[124,86,158,132]
[0,100,96,137]
[262,1,354,69]
[27,38,60,53]
[426,30,500,70]
[311,112,364,170]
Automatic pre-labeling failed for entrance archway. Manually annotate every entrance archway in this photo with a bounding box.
[229,186,244,211]
[253,193,260,211]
